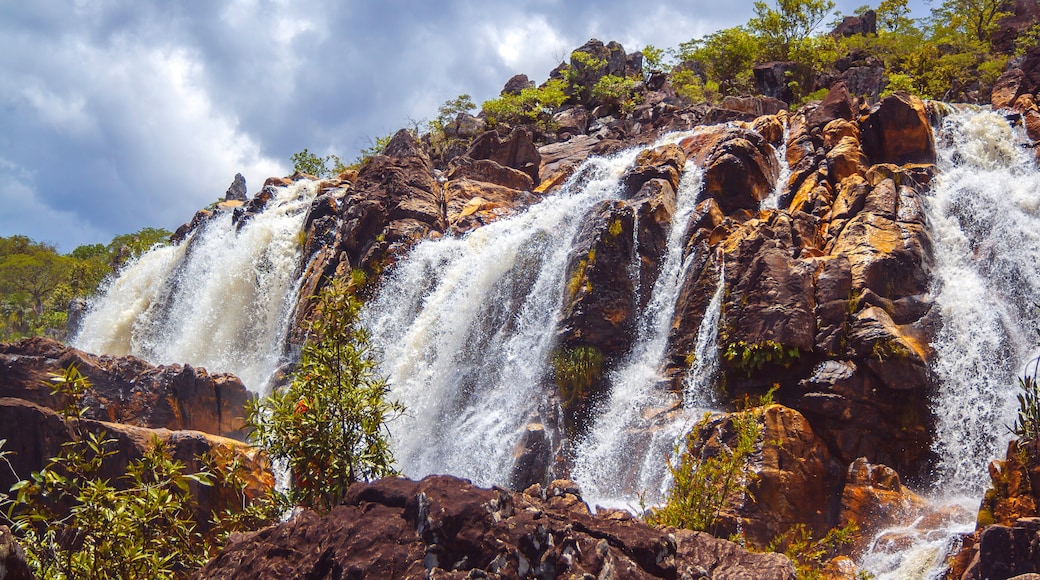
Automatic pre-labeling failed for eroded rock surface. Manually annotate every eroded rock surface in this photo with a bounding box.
[194,475,796,580]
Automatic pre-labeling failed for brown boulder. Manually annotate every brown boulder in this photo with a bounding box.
[992,69,1027,110]
[728,405,844,547]
[467,127,541,185]
[860,93,936,165]
[839,458,925,548]
[623,143,686,195]
[194,474,796,579]
[827,212,932,300]
[446,156,534,191]
[681,127,780,214]
[0,337,251,439]
[443,178,538,234]
[809,82,856,129]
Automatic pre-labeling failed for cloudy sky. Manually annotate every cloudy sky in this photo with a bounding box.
[1,0,928,252]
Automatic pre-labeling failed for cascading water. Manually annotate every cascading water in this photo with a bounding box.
[73,180,317,390]
[362,145,652,486]
[570,164,713,508]
[761,118,791,210]
[861,108,1040,578]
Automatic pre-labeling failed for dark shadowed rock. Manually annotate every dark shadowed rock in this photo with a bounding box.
[680,126,780,214]
[194,474,796,579]
[830,10,877,37]
[466,128,542,185]
[0,525,33,580]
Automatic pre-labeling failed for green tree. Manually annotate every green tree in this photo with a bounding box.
[290,148,337,178]
[0,251,71,316]
[929,0,1011,45]
[106,227,172,267]
[678,26,761,95]
[428,93,476,134]
[246,278,403,513]
[749,0,837,60]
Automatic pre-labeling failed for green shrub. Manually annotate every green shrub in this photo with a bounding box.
[1012,367,1040,445]
[723,340,801,376]
[246,278,404,513]
[1,365,246,580]
[480,78,568,130]
[766,521,860,579]
[646,405,762,534]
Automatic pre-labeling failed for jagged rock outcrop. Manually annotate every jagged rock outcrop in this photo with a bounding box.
[0,337,251,438]
[194,475,796,579]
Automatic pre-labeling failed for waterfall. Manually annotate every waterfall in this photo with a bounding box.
[570,164,711,508]
[362,145,651,486]
[861,108,1040,578]
[73,180,317,390]
[761,118,791,210]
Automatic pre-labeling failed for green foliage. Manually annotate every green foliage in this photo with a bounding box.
[592,74,638,106]
[429,93,476,133]
[723,340,801,376]
[481,78,568,130]
[0,229,172,342]
[290,148,343,178]
[551,346,604,406]
[766,521,860,579]
[1016,23,1040,56]
[677,27,760,96]
[749,0,837,61]
[928,0,1011,45]
[246,278,403,513]
[642,45,666,79]
[646,404,763,534]
[1,365,245,580]
[1012,368,1040,445]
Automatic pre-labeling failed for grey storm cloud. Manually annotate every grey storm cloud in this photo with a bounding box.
[1,0,914,251]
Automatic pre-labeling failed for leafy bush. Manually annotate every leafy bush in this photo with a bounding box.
[766,521,860,579]
[246,278,404,513]
[646,403,763,534]
[1012,357,1040,445]
[0,365,252,580]
[723,340,801,376]
[481,78,568,130]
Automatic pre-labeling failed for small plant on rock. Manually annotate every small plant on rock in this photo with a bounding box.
[646,399,764,534]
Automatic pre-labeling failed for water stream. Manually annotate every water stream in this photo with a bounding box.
[861,109,1040,578]
[73,180,317,390]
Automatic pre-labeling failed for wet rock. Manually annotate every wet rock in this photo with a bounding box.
[537,134,601,186]
[444,178,538,234]
[195,474,796,579]
[622,143,686,195]
[0,337,252,439]
[993,69,1027,110]
[840,458,925,549]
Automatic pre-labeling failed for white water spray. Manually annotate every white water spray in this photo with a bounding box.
[761,119,791,210]
[73,180,318,390]
[570,164,708,508]
[862,109,1040,578]
[362,146,650,486]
